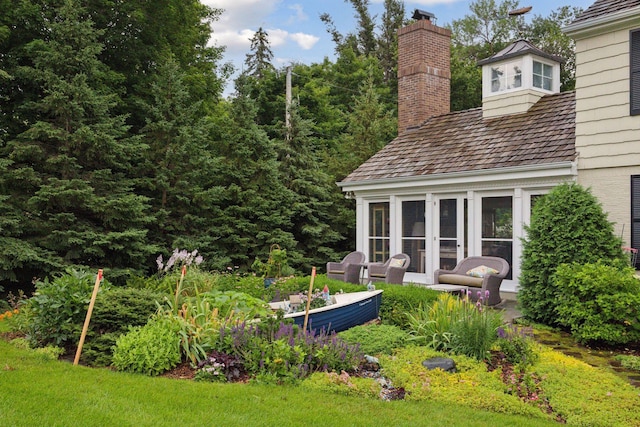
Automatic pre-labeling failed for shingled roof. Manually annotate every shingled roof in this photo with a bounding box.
[341,91,576,184]
[571,0,640,24]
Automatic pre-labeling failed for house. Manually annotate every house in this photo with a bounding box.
[338,0,640,293]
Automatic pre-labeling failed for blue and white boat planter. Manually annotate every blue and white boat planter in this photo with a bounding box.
[268,289,383,333]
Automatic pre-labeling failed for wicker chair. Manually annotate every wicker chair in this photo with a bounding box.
[367,253,411,285]
[433,256,509,306]
[326,251,366,284]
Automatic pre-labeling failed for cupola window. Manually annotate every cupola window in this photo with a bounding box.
[533,60,553,91]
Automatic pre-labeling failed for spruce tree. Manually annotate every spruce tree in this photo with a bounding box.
[244,27,275,80]
[0,0,155,283]
[208,76,297,270]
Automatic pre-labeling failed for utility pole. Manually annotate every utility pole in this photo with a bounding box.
[285,65,292,140]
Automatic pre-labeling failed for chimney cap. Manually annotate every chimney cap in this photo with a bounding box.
[412,9,435,21]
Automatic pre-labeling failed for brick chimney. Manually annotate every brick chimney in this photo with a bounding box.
[397,13,451,134]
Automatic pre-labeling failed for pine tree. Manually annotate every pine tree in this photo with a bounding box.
[0,0,155,283]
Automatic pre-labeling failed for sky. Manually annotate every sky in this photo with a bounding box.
[203,0,597,96]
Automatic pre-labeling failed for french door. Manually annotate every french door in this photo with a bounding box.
[435,196,467,270]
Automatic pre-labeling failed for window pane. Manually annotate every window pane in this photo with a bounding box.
[439,199,457,238]
[402,201,425,237]
[482,197,512,239]
[369,203,389,237]
[543,77,552,91]
[482,196,513,280]
[533,74,542,88]
[369,202,389,263]
[402,200,425,273]
[543,63,552,78]
[533,61,541,74]
[482,241,513,280]
[491,65,503,92]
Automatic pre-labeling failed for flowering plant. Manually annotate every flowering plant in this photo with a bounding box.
[156,249,203,274]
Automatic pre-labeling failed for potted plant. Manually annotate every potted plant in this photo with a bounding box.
[251,244,293,287]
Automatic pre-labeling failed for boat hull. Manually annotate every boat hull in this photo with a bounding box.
[270,290,383,333]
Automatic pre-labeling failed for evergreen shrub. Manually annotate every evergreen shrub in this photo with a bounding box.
[518,183,625,325]
[552,262,640,345]
[81,287,164,366]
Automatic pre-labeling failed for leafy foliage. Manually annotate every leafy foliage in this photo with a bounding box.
[81,287,164,366]
[496,324,539,369]
[216,318,363,384]
[112,316,181,376]
[518,183,625,325]
[552,262,640,345]
[302,371,381,399]
[26,269,103,349]
[407,293,504,360]
[195,350,247,382]
[377,284,439,329]
[338,323,411,355]
[535,346,640,426]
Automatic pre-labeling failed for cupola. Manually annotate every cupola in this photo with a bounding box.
[478,40,563,118]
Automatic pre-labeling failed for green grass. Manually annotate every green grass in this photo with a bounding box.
[0,339,557,427]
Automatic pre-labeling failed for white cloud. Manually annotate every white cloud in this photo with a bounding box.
[267,28,289,47]
[287,4,308,24]
[289,32,320,50]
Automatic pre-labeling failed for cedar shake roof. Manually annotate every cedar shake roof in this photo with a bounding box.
[571,0,640,24]
[341,91,576,184]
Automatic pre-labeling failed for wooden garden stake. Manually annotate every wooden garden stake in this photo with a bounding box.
[303,267,317,331]
[74,269,103,366]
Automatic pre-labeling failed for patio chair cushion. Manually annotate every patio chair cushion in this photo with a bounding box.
[389,258,406,268]
[466,265,499,278]
[437,274,483,287]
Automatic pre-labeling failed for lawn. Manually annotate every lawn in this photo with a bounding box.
[0,336,557,427]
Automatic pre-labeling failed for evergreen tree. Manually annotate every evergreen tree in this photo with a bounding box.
[331,68,396,179]
[378,0,405,90]
[244,27,275,79]
[276,102,343,271]
[518,183,626,325]
[0,0,155,283]
[137,56,221,259]
[208,76,297,270]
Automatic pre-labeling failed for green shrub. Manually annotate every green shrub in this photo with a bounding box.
[26,268,107,349]
[81,287,164,366]
[614,354,640,372]
[496,324,538,369]
[407,293,504,360]
[552,262,640,345]
[112,316,181,376]
[338,324,411,356]
[377,284,439,328]
[518,183,625,326]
